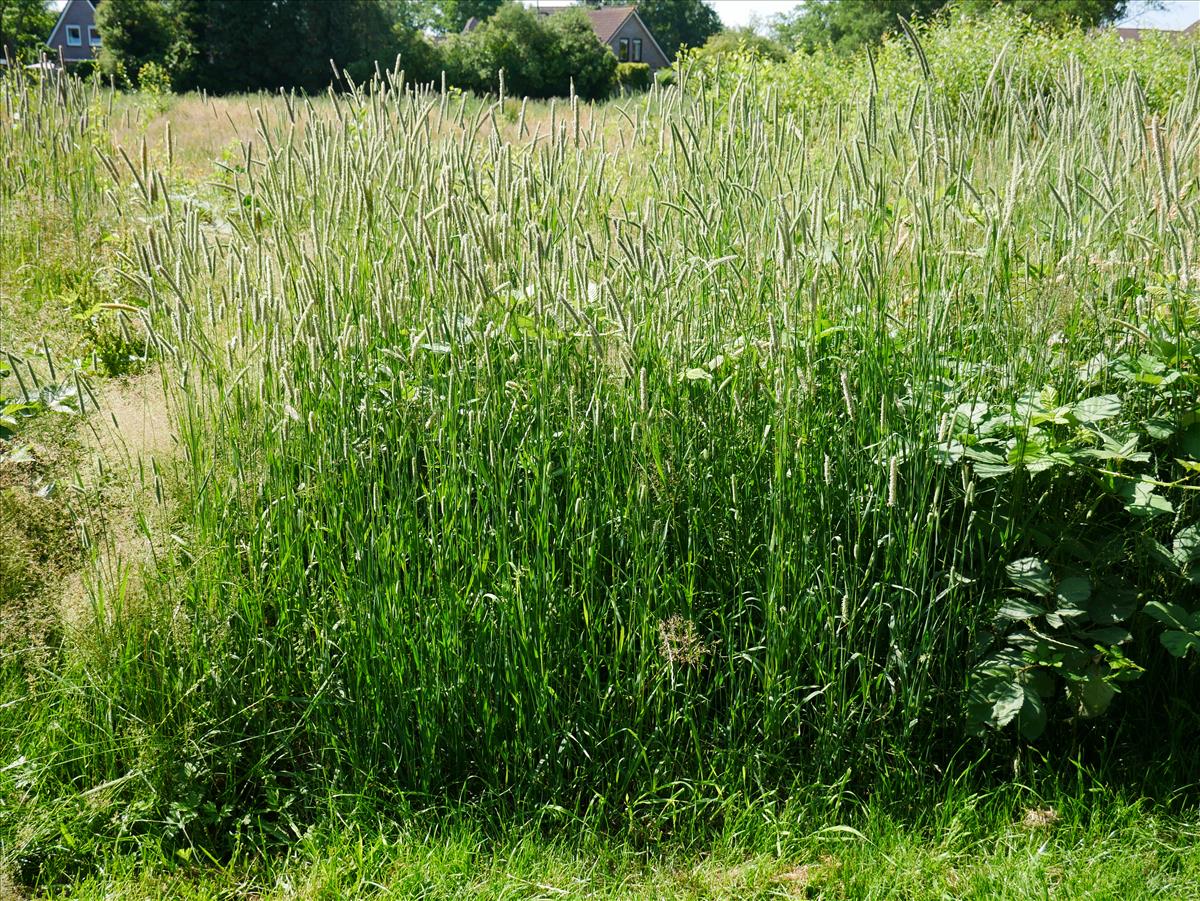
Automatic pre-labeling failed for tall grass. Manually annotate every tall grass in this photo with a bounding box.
[2,27,1198,869]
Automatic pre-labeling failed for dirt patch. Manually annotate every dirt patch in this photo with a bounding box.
[55,371,178,629]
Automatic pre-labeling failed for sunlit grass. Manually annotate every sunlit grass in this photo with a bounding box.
[1,36,1198,894]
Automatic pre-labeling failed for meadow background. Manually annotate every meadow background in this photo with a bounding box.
[2,7,1200,898]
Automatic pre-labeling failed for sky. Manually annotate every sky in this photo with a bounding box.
[710,0,1200,32]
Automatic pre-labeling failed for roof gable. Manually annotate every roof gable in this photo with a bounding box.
[584,6,635,44]
[47,0,97,48]
[584,6,670,65]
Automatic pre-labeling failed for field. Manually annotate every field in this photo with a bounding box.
[2,20,1200,898]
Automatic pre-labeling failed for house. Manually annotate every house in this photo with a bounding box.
[46,0,100,64]
[569,5,669,70]
[465,4,670,71]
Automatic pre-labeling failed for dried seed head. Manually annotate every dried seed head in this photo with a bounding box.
[658,616,711,668]
[840,372,855,419]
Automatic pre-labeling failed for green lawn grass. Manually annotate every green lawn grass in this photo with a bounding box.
[32,790,1200,899]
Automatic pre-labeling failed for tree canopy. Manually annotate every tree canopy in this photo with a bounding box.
[95,0,174,84]
[95,0,439,93]
[443,2,616,100]
[772,0,1132,55]
[0,0,55,63]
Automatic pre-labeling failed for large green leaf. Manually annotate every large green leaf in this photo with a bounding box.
[1179,423,1200,459]
[997,596,1046,622]
[1071,395,1121,424]
[1143,600,1198,631]
[1080,589,1137,626]
[1075,626,1131,646]
[1017,687,1047,740]
[966,666,1024,733]
[1117,478,1174,518]
[1055,576,1091,606]
[1074,673,1116,718]
[1161,631,1200,658]
[1006,557,1053,595]
[990,679,1026,728]
[1174,525,1200,565]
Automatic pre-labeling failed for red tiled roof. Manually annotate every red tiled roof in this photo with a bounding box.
[583,6,636,44]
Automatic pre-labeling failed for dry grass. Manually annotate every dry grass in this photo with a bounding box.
[105,89,656,184]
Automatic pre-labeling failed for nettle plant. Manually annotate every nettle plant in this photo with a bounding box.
[934,299,1199,739]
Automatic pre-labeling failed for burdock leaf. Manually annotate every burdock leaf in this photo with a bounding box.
[997,596,1046,622]
[1173,525,1200,564]
[1072,395,1121,424]
[1081,589,1137,626]
[1055,576,1091,606]
[1007,557,1053,595]
[1076,676,1116,718]
[1143,600,1196,631]
[1117,478,1173,518]
[1161,631,1200,658]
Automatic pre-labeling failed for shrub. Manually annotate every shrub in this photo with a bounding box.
[137,61,172,96]
[95,0,172,87]
[69,59,99,80]
[544,8,617,100]
[686,7,1200,115]
[616,62,651,92]
[693,27,788,62]
[443,3,616,99]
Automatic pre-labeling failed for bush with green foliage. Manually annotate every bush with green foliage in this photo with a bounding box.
[444,2,615,99]
[543,8,617,101]
[95,0,173,88]
[772,0,1131,56]
[693,27,789,63]
[615,61,651,92]
[687,8,1199,116]
[0,0,55,63]
[136,60,172,96]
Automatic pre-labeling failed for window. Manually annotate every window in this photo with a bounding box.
[617,38,629,61]
[66,24,82,46]
[631,38,642,62]
[88,26,101,47]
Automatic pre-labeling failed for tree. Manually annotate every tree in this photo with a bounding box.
[179,0,412,94]
[162,0,207,91]
[587,0,720,60]
[954,0,1131,28]
[772,0,1135,55]
[771,0,945,55]
[544,7,617,100]
[0,0,54,63]
[424,0,504,33]
[95,0,174,84]
[443,2,616,99]
[443,2,554,97]
[692,26,788,62]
